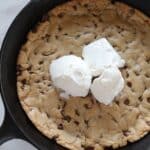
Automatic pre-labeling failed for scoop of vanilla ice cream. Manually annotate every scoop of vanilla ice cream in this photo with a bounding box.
[50,55,92,97]
[91,67,124,105]
[82,38,125,76]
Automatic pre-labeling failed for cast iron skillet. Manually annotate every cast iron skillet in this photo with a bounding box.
[0,0,150,150]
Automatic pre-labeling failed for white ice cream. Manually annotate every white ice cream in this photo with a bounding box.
[82,38,125,76]
[50,55,92,97]
[50,38,125,105]
[91,67,124,105]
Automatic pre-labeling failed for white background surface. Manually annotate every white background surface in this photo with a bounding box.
[0,0,37,149]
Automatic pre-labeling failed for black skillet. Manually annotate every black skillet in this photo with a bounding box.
[0,0,150,150]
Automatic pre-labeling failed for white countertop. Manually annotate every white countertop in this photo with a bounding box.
[0,0,37,149]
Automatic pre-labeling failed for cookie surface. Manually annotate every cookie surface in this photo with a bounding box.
[17,0,150,149]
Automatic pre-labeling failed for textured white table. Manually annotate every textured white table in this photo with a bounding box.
[0,0,37,149]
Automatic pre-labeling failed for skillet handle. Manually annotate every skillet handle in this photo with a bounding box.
[0,101,27,145]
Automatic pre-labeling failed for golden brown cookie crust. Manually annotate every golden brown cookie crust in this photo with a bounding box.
[17,0,150,150]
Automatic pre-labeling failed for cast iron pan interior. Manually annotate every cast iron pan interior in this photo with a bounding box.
[0,0,150,150]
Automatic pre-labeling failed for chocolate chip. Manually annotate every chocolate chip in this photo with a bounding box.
[17,66,22,75]
[83,4,88,8]
[134,71,139,76]
[42,76,47,80]
[63,101,67,108]
[123,130,130,136]
[98,18,102,22]
[61,103,67,115]
[57,105,61,109]
[147,97,150,103]
[55,35,58,39]
[73,5,77,11]
[146,57,150,63]
[56,55,61,59]
[75,109,80,116]
[90,98,95,104]
[85,41,90,45]
[84,146,94,150]
[115,101,119,105]
[69,51,74,54]
[111,43,117,48]
[64,115,71,122]
[58,124,64,130]
[63,33,68,36]
[58,26,62,31]
[127,81,132,88]
[146,121,150,126]
[124,99,129,105]
[40,90,44,94]
[75,34,80,39]
[74,120,79,125]
[21,79,27,84]
[112,117,117,123]
[35,80,40,83]
[39,61,44,65]
[27,65,32,71]
[98,115,102,118]
[138,96,143,102]
[92,13,97,17]
[16,64,22,71]
[48,83,51,87]
[41,14,49,22]
[123,65,128,69]
[42,34,50,42]
[126,71,129,78]
[145,73,150,78]
[22,47,27,52]
[46,113,50,118]
[34,51,37,55]
[58,13,64,18]
[53,135,59,139]
[84,120,89,125]
[94,23,97,28]
[84,104,92,109]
